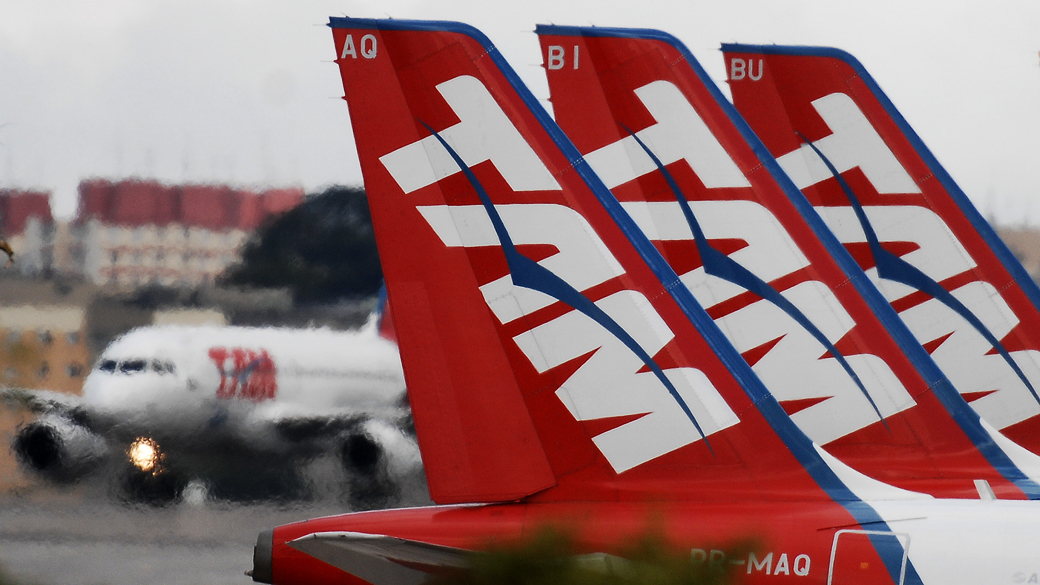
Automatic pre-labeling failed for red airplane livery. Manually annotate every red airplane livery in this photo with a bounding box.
[251,18,1040,585]
[208,347,277,401]
[722,45,1040,461]
[534,25,1040,499]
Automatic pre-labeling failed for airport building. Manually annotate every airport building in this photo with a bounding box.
[0,278,94,491]
[0,278,97,392]
[0,189,56,277]
[997,226,1040,282]
[0,180,306,394]
[67,179,303,288]
[2,181,305,288]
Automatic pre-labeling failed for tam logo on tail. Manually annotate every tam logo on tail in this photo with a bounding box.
[574,80,913,445]
[379,76,558,194]
[537,31,1040,499]
[583,81,749,190]
[381,75,737,472]
[774,91,1040,430]
[776,94,918,195]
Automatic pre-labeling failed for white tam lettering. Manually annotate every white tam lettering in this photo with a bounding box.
[583,81,750,190]
[815,199,1040,435]
[713,281,914,444]
[900,281,1040,429]
[621,199,913,444]
[379,75,559,194]
[621,200,808,307]
[417,201,728,471]
[513,290,737,473]
[417,204,623,324]
[815,205,975,298]
[419,202,735,471]
[776,93,919,194]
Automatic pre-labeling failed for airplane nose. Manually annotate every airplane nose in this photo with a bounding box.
[250,529,274,583]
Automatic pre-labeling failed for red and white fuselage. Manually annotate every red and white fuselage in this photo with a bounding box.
[82,323,405,431]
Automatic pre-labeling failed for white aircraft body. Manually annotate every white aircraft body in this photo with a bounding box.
[85,323,405,427]
[9,319,422,504]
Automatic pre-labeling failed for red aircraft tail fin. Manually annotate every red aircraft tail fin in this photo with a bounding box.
[723,44,1040,459]
[329,18,925,509]
[535,27,1040,499]
[373,285,397,344]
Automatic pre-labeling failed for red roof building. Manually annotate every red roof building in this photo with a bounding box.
[71,179,303,287]
[76,179,302,231]
[0,189,55,276]
[0,190,53,236]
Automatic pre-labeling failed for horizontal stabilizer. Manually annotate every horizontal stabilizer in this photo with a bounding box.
[289,531,469,585]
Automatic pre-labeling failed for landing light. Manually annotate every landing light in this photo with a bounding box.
[128,437,162,473]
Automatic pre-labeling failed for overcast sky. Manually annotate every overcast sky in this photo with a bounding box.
[2,0,1038,223]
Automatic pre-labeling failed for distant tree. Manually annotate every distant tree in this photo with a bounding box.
[222,185,382,303]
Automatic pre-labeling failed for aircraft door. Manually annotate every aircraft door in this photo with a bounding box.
[827,529,909,585]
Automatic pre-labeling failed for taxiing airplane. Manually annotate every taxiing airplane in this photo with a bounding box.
[251,18,1040,585]
[723,44,1040,459]
[10,310,419,504]
[535,25,1040,498]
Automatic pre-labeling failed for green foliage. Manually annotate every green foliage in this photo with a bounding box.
[431,528,744,585]
[222,185,382,304]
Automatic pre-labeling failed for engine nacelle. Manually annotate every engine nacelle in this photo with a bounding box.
[340,418,424,508]
[13,414,110,481]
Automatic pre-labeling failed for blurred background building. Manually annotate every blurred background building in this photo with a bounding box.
[62,179,303,287]
[997,226,1040,282]
[3,180,304,286]
[0,189,55,278]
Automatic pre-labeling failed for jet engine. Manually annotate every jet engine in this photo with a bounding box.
[340,418,425,508]
[13,413,110,481]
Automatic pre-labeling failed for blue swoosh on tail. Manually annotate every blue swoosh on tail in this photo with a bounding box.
[625,127,888,426]
[799,135,1040,409]
[421,121,713,453]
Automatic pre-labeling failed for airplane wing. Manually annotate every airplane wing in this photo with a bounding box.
[7,384,421,506]
[282,532,469,585]
[0,386,84,415]
[290,531,470,570]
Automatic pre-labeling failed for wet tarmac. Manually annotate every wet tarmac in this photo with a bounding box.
[0,478,431,585]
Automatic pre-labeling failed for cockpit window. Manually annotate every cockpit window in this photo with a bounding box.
[119,360,146,374]
[98,358,176,375]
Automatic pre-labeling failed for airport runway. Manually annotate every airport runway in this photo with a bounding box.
[0,481,429,585]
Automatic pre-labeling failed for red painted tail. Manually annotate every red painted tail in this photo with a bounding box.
[536,27,1040,499]
[723,45,1040,460]
[329,18,919,510]
[373,286,397,343]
